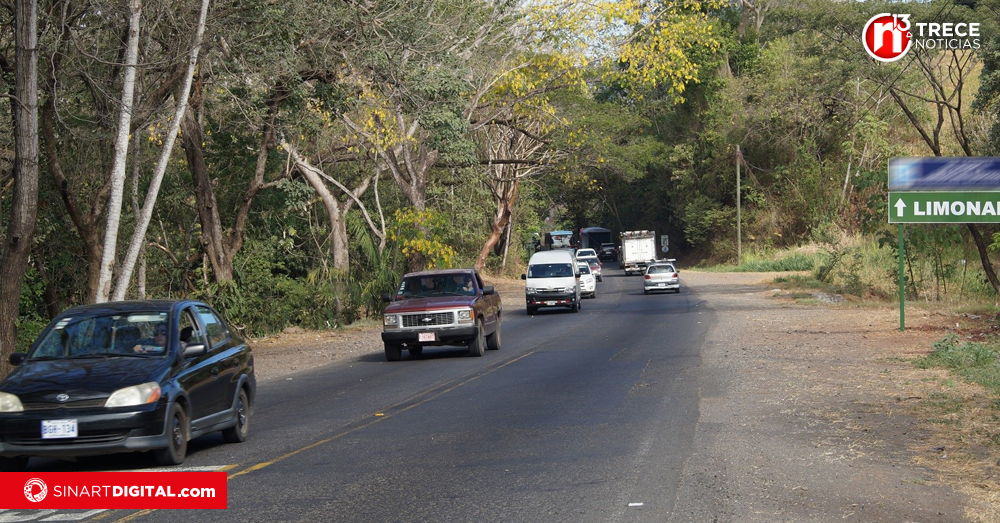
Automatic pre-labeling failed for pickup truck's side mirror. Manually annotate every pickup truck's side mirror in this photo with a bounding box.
[482,286,495,295]
[8,353,25,366]
[381,293,393,303]
[520,274,527,280]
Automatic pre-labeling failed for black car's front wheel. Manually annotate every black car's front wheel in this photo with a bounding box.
[222,389,250,443]
[154,403,189,466]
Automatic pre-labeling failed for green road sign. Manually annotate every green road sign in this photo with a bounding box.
[888,191,1000,223]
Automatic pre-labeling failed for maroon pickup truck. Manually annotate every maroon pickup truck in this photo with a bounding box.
[381,269,502,361]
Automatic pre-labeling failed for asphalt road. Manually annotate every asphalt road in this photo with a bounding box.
[16,264,712,523]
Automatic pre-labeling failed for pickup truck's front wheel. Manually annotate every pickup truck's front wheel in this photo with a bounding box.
[486,319,501,351]
[468,320,485,357]
[384,343,402,361]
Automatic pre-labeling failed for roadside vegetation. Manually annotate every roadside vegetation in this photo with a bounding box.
[1,0,999,373]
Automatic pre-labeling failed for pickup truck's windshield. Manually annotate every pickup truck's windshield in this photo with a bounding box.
[397,275,476,298]
[527,263,574,278]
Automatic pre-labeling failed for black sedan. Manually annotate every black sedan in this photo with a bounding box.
[0,300,255,470]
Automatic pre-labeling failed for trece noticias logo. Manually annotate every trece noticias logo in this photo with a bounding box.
[24,478,47,502]
[863,13,981,62]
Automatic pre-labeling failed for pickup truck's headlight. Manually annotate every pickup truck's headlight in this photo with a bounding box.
[105,382,161,408]
[0,391,23,412]
[383,314,398,328]
[456,309,474,324]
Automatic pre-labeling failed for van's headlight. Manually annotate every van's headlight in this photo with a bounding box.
[383,314,398,328]
[105,382,161,408]
[457,309,474,324]
[0,391,23,412]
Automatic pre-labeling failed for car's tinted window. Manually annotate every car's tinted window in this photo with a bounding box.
[577,264,591,274]
[32,312,168,358]
[196,306,231,347]
[180,309,208,348]
[577,249,597,258]
[647,265,675,274]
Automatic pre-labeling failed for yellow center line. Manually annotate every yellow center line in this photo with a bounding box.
[106,350,537,523]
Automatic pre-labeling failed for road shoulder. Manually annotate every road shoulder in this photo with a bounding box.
[670,271,978,522]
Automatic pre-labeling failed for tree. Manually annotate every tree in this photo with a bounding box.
[94,0,143,303]
[110,0,212,300]
[0,0,40,374]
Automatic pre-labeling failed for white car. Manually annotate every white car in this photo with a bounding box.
[577,263,597,299]
[575,248,601,272]
[643,263,679,294]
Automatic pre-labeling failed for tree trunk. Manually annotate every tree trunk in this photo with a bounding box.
[0,0,40,375]
[111,0,211,300]
[282,140,349,271]
[475,181,519,271]
[95,0,142,303]
[968,224,1000,295]
[180,107,234,282]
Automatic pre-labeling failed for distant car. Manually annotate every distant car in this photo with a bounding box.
[587,259,603,282]
[599,243,617,261]
[0,300,256,471]
[575,248,601,271]
[577,263,597,299]
[644,263,680,294]
[382,269,502,360]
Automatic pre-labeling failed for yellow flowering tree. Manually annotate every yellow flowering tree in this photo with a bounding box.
[388,209,457,270]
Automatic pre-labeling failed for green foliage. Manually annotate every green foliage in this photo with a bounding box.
[976,36,1000,155]
[734,252,819,272]
[194,238,357,337]
[919,334,1000,396]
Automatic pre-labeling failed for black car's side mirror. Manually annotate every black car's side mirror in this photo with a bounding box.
[482,286,495,295]
[520,274,527,280]
[8,353,25,366]
[575,272,581,278]
[381,293,393,303]
[182,344,207,358]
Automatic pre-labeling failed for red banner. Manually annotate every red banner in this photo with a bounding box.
[0,472,227,509]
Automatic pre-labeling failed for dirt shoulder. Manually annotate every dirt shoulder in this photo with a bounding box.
[674,271,996,522]
[249,271,998,521]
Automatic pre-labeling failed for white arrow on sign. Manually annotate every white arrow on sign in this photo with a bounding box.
[894,198,906,217]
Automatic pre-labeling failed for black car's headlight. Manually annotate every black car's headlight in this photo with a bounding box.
[105,382,161,408]
[0,391,23,412]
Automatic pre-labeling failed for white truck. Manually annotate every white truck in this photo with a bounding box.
[620,230,657,275]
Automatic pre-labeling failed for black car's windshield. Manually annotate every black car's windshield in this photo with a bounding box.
[31,312,169,359]
[397,275,475,298]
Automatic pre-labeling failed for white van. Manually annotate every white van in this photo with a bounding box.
[521,250,581,314]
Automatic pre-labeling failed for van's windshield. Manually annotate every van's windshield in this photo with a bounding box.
[527,263,574,278]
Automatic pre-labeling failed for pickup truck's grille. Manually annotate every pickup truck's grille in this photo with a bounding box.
[402,312,454,328]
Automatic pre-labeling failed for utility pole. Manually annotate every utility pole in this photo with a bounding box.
[736,144,742,265]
